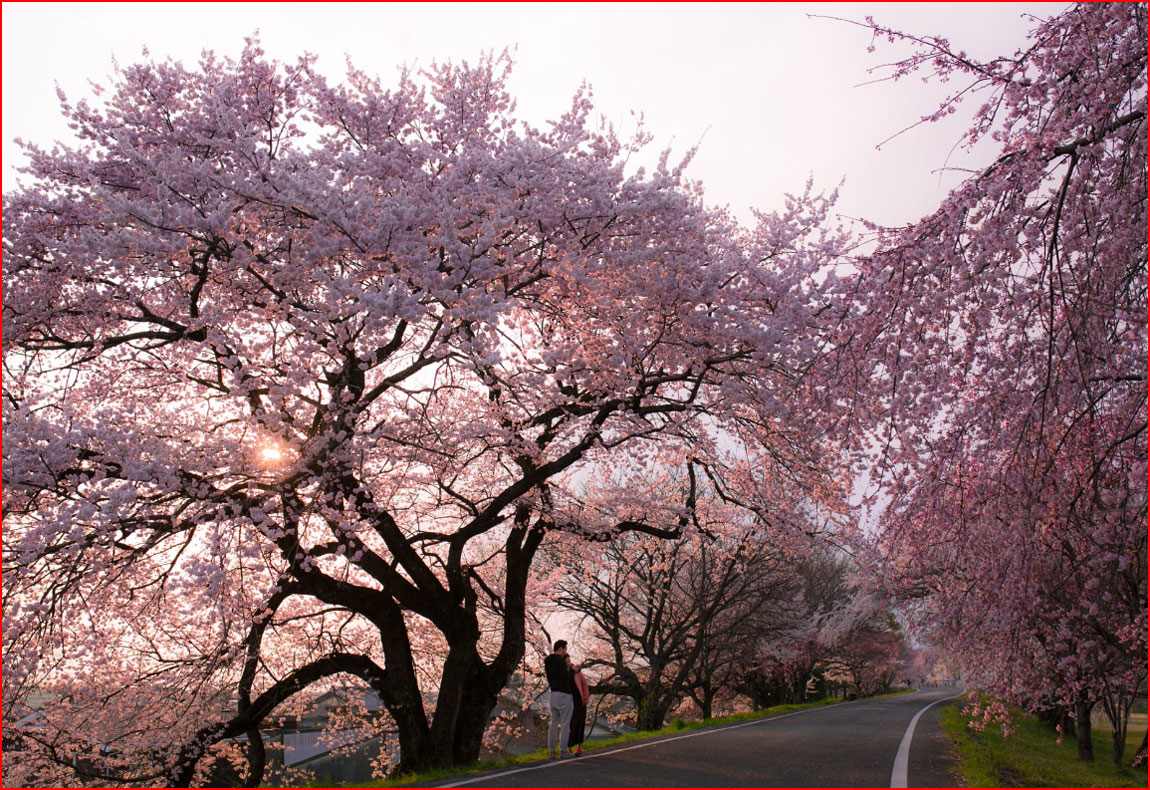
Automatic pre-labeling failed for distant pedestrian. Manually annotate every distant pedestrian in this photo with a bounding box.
[568,656,590,755]
[545,640,577,759]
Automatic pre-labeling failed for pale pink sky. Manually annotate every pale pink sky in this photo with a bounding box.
[3,2,1065,225]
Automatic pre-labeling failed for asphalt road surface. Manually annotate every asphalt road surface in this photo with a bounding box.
[439,687,963,788]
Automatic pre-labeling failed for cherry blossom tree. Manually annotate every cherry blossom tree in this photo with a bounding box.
[736,550,911,706]
[2,42,845,784]
[823,605,906,699]
[549,514,805,729]
[825,3,1146,764]
[739,548,861,706]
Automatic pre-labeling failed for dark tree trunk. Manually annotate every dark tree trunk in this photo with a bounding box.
[370,606,433,775]
[636,696,671,731]
[1037,704,1075,738]
[243,728,265,788]
[451,644,520,767]
[791,669,811,704]
[738,672,786,710]
[390,516,541,774]
[1099,688,1134,767]
[737,676,766,710]
[452,680,501,765]
[388,706,432,775]
[1112,725,1126,767]
[700,688,715,720]
[426,638,482,768]
[1075,695,1094,762]
[392,640,518,773]
[403,618,511,772]
[688,682,716,720]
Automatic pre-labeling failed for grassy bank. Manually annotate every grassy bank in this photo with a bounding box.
[351,693,870,787]
[940,695,1148,788]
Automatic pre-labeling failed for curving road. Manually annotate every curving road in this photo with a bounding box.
[437,687,963,788]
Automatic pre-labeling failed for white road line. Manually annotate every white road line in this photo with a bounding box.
[440,693,917,787]
[889,692,965,788]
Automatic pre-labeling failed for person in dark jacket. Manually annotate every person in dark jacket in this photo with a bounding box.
[544,640,577,758]
[567,655,590,755]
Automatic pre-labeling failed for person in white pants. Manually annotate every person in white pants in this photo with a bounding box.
[544,639,577,759]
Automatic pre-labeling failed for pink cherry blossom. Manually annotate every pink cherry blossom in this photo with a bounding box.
[2,43,846,785]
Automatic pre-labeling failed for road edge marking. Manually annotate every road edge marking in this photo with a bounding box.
[889,691,965,788]
[440,691,923,787]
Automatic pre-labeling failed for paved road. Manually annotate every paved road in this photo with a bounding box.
[439,687,963,788]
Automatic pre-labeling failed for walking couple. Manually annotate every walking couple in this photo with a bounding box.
[544,639,589,759]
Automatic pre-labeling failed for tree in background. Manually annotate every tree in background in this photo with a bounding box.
[826,3,1146,765]
[548,507,809,730]
[823,604,906,699]
[681,560,804,720]
[738,550,908,706]
[2,41,846,785]
[551,515,913,726]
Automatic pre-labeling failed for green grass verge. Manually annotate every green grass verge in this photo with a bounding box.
[870,685,917,699]
[348,693,869,787]
[940,695,1148,788]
